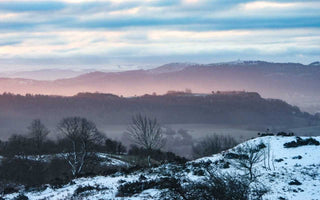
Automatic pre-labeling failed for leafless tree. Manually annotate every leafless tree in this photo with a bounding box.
[27,119,49,154]
[126,114,165,150]
[58,117,102,177]
[126,114,165,166]
[232,143,265,181]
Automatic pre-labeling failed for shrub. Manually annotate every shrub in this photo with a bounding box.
[193,168,205,176]
[14,194,28,200]
[225,152,248,160]
[284,137,320,148]
[289,179,302,185]
[128,145,187,165]
[74,185,97,195]
[229,143,265,181]
[223,162,230,169]
[0,158,47,187]
[49,177,70,189]
[104,139,126,154]
[258,133,274,137]
[292,155,302,159]
[117,177,181,197]
[193,172,251,200]
[277,132,294,137]
[161,172,268,200]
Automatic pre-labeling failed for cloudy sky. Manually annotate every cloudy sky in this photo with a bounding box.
[0,0,319,71]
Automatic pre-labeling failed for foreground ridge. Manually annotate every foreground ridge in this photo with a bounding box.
[3,136,320,200]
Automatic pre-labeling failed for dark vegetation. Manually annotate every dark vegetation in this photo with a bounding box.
[258,130,295,137]
[116,142,269,200]
[192,134,238,158]
[0,114,243,198]
[128,145,188,165]
[0,92,318,141]
[117,167,268,200]
[72,185,108,198]
[230,143,266,181]
[0,117,186,194]
[288,179,302,185]
[125,114,166,166]
[117,177,181,197]
[284,137,320,148]
[0,113,276,199]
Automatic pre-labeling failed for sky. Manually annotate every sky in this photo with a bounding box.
[0,0,319,71]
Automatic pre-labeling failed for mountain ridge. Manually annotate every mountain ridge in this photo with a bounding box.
[0,61,319,113]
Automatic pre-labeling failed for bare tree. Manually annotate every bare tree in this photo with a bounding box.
[58,117,101,177]
[27,119,49,154]
[126,114,165,150]
[126,114,165,166]
[232,143,265,181]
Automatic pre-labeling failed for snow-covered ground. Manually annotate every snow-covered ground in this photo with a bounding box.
[11,153,130,167]
[3,136,320,200]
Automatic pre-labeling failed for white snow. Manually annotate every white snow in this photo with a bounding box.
[3,136,320,200]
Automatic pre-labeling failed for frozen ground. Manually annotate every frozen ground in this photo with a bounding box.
[3,136,320,200]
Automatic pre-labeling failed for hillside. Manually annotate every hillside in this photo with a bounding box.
[0,61,319,113]
[0,92,319,140]
[0,69,90,81]
[3,136,320,200]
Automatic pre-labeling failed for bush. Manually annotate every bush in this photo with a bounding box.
[277,132,294,137]
[73,185,108,198]
[74,185,97,195]
[117,177,181,197]
[128,145,187,165]
[192,173,251,200]
[161,172,268,200]
[225,152,248,160]
[0,158,47,187]
[289,179,302,185]
[284,137,320,148]
[14,194,28,200]
[258,133,274,137]
[292,155,302,159]
[104,139,126,154]
[229,143,265,181]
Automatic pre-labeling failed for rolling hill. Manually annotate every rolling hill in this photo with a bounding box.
[0,61,319,113]
[0,92,319,140]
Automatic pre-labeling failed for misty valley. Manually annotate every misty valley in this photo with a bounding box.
[1,87,320,199]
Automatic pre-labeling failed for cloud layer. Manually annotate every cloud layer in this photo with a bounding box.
[0,0,319,70]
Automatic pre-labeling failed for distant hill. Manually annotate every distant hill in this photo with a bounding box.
[0,92,319,139]
[0,69,92,80]
[0,61,319,113]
